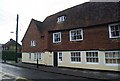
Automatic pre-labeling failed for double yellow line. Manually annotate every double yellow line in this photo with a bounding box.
[1,72,33,81]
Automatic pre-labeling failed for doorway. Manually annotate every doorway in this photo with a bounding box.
[53,52,58,67]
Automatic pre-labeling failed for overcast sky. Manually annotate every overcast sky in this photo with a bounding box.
[0,0,90,44]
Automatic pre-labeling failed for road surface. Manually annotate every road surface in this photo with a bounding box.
[0,63,97,81]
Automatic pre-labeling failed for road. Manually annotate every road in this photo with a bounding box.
[0,63,97,81]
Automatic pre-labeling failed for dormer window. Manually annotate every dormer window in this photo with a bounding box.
[57,16,66,23]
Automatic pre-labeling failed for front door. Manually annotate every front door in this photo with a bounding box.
[53,52,58,67]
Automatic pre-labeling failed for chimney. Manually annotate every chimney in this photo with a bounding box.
[10,38,13,41]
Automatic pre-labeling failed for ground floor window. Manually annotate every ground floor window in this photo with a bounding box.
[58,52,62,62]
[86,51,99,63]
[34,53,41,60]
[70,51,81,63]
[29,53,32,59]
[105,51,120,64]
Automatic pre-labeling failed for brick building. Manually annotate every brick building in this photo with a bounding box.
[22,2,120,71]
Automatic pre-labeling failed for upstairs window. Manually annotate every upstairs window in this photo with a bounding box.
[31,40,36,46]
[57,16,66,23]
[53,32,61,43]
[70,29,83,41]
[109,23,120,38]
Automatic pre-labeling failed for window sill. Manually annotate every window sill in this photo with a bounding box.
[70,62,81,63]
[86,62,99,64]
[70,39,83,42]
[105,64,120,66]
[109,36,120,39]
[58,61,62,63]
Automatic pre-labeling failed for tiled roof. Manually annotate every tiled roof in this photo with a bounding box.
[43,2,120,31]
[2,39,21,47]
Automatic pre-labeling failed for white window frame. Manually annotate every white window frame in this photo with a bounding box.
[57,16,66,23]
[85,51,99,64]
[34,53,41,60]
[58,52,63,62]
[53,32,61,43]
[109,23,120,38]
[31,40,36,46]
[70,29,83,41]
[104,51,120,66]
[70,51,81,63]
[29,53,32,59]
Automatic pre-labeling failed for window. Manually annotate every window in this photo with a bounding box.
[105,51,120,65]
[86,52,99,63]
[53,32,61,43]
[29,53,32,59]
[58,52,62,62]
[34,53,41,60]
[109,23,120,38]
[70,52,81,63]
[31,40,36,46]
[57,16,66,23]
[70,29,83,41]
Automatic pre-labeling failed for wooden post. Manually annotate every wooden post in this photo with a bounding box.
[15,14,19,63]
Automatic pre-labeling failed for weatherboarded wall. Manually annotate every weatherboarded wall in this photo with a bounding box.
[22,51,119,71]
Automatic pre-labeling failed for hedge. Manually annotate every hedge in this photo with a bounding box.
[2,51,22,61]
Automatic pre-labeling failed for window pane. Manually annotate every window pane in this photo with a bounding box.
[117,59,120,64]
[115,25,118,30]
[106,59,109,63]
[111,26,114,31]
[96,58,98,62]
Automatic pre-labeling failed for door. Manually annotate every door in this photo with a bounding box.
[53,52,58,67]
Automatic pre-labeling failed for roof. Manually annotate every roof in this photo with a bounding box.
[21,19,43,42]
[43,2,120,31]
[32,19,43,33]
[2,39,21,47]
[22,2,120,42]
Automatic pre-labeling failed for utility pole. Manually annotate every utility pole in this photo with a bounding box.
[15,14,19,63]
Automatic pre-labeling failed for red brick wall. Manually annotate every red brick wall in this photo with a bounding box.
[48,25,120,51]
[22,21,44,52]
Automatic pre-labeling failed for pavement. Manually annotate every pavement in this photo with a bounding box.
[1,61,120,80]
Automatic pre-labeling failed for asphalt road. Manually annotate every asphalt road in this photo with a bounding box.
[1,63,96,81]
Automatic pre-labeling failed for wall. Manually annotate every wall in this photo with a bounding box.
[58,51,119,71]
[22,52,53,66]
[22,51,119,71]
[49,25,120,51]
[22,20,44,52]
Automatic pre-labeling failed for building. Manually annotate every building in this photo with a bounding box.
[0,44,2,60]
[2,39,21,52]
[22,2,120,71]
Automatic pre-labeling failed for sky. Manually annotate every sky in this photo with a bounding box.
[0,0,90,44]
[0,0,118,44]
